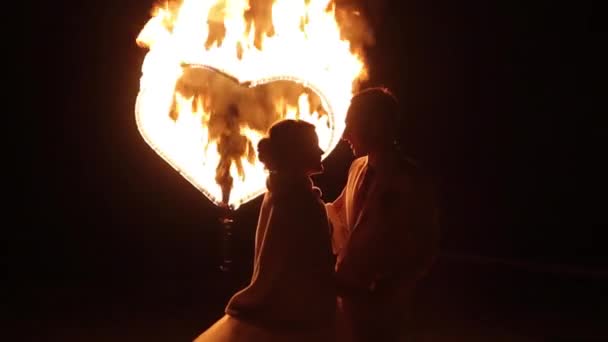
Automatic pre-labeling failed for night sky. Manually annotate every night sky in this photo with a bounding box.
[20,0,605,340]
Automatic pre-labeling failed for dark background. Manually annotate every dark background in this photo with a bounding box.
[20,0,605,340]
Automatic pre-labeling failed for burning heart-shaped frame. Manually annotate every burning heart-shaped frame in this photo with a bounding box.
[135,64,340,209]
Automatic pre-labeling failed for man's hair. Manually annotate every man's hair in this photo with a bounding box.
[349,87,401,142]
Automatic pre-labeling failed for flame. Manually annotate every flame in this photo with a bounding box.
[135,0,368,209]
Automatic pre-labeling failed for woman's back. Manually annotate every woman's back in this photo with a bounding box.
[226,174,336,331]
[193,120,336,342]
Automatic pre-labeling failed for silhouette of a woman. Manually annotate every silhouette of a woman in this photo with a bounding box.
[194,119,336,342]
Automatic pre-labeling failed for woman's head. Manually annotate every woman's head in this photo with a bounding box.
[257,119,324,175]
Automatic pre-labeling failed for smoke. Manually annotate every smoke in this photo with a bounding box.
[172,66,328,204]
[244,0,276,50]
[333,1,375,54]
[205,1,227,48]
[154,0,375,54]
[203,0,374,55]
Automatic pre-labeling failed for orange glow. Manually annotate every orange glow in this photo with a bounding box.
[135,0,368,208]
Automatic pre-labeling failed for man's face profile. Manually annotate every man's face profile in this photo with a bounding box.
[342,107,370,157]
[302,129,325,175]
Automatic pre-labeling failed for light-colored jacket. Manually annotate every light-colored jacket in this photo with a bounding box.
[327,156,440,297]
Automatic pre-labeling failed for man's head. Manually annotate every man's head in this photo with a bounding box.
[342,87,400,157]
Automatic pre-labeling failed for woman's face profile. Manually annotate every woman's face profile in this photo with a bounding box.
[301,129,324,175]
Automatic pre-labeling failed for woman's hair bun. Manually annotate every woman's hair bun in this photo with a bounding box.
[257,137,274,169]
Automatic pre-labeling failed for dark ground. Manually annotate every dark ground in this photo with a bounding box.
[19,255,608,341]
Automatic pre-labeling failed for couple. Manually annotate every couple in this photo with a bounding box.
[194,88,440,342]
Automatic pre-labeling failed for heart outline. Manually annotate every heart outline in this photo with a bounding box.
[135,63,340,209]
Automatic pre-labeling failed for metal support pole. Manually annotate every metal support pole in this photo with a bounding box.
[218,205,235,272]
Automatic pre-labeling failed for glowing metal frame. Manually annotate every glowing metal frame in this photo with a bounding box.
[135,63,339,209]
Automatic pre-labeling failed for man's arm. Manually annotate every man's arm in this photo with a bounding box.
[335,179,439,294]
[326,186,348,255]
[333,211,386,293]
[325,158,366,256]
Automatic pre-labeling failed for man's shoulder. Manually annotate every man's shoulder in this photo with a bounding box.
[348,156,368,174]
[393,157,435,193]
[396,155,422,174]
[353,156,368,168]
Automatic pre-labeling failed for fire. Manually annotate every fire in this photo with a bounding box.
[135,0,369,209]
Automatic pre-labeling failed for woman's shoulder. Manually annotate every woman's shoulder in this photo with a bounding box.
[270,188,323,211]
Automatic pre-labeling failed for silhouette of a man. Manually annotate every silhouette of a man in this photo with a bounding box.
[326,87,440,341]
